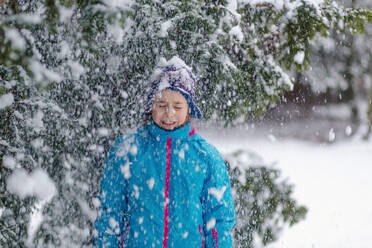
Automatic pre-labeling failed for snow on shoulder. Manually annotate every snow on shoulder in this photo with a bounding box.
[208,186,227,202]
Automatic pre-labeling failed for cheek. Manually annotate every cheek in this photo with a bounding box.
[178,109,188,121]
[151,109,161,121]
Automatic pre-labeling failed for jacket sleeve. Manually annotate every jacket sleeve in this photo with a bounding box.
[200,145,236,248]
[94,137,128,248]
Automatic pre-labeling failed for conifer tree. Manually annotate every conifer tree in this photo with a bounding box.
[297,0,372,138]
[1,0,371,247]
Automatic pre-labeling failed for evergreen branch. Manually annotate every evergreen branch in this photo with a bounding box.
[255,3,274,8]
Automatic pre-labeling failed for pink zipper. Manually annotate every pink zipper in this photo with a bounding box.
[162,138,172,248]
[121,222,130,248]
[212,228,218,248]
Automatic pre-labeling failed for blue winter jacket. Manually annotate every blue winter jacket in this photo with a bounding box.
[94,122,236,248]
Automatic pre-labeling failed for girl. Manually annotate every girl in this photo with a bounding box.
[94,57,236,248]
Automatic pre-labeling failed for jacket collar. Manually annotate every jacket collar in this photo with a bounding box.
[146,121,192,141]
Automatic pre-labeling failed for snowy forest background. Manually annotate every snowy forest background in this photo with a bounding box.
[1,0,372,247]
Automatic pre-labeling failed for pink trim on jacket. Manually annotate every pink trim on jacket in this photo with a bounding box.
[189,127,195,137]
[162,138,172,248]
[199,224,204,248]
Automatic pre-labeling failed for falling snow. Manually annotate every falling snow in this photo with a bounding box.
[6,168,57,200]
[206,218,216,231]
[2,0,371,247]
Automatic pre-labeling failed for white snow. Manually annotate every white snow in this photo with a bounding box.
[31,138,44,149]
[238,0,325,19]
[31,110,44,132]
[29,60,62,83]
[106,55,122,74]
[151,56,194,86]
[58,41,71,59]
[116,135,135,157]
[129,145,138,155]
[101,0,133,10]
[5,28,26,51]
[18,13,42,24]
[27,200,46,246]
[229,26,244,42]
[170,40,177,49]
[239,0,285,10]
[57,4,74,23]
[158,80,171,91]
[182,231,189,238]
[345,126,352,136]
[6,168,57,200]
[77,198,97,221]
[4,80,16,89]
[138,216,144,224]
[92,197,101,208]
[146,177,155,190]
[159,56,191,70]
[294,51,305,65]
[2,155,17,169]
[178,149,185,159]
[206,218,216,231]
[328,128,336,142]
[226,0,241,22]
[121,162,131,179]
[316,36,336,51]
[97,127,110,137]
[107,22,124,44]
[0,93,14,109]
[270,59,294,90]
[109,217,120,234]
[133,185,139,199]
[208,186,227,202]
[68,60,86,79]
[199,124,372,248]
[159,20,172,37]
[121,90,129,99]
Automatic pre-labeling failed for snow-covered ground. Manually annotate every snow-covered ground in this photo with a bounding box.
[198,123,372,248]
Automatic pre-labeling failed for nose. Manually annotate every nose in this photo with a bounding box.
[165,107,176,115]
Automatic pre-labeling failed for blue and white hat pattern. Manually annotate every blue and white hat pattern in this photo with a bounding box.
[146,64,202,119]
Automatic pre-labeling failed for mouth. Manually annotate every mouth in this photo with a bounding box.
[161,120,177,127]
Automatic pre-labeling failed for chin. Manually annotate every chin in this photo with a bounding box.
[162,125,177,130]
[160,121,179,130]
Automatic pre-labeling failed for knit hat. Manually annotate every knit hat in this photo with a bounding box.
[145,57,202,119]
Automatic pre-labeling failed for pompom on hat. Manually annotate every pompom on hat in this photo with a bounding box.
[145,57,202,119]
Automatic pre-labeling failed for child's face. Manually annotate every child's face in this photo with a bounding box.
[152,90,189,130]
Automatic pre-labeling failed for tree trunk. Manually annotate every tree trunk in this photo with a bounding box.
[364,88,372,139]
[343,0,360,126]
